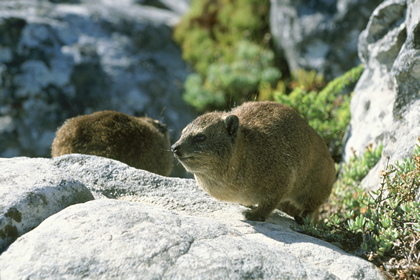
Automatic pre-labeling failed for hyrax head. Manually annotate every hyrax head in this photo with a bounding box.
[171,112,239,173]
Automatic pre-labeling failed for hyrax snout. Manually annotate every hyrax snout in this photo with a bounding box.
[52,110,173,176]
[172,101,336,222]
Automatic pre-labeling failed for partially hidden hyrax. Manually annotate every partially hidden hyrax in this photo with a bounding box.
[52,110,173,176]
[171,101,335,222]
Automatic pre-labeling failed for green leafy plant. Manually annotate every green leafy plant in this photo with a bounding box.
[273,64,364,161]
[287,69,326,92]
[174,0,270,74]
[174,0,279,112]
[296,140,420,279]
[183,41,281,111]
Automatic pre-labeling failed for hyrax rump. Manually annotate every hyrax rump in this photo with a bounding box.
[171,101,335,222]
[52,110,173,176]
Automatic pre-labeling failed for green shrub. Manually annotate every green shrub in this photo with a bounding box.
[183,41,281,111]
[174,0,277,112]
[273,64,364,161]
[297,140,420,279]
[174,0,270,74]
[287,69,326,92]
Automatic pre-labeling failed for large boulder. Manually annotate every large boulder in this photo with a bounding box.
[0,155,385,279]
[0,157,94,253]
[0,0,195,160]
[343,0,420,190]
[0,200,334,279]
[269,0,383,79]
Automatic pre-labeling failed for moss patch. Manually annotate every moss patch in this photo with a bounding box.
[0,224,19,241]
[5,207,22,223]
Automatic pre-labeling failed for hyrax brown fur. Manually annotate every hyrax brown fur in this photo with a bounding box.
[52,110,173,176]
[171,101,335,222]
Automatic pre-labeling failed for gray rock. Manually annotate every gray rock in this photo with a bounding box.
[0,157,94,253]
[52,154,229,214]
[0,155,385,279]
[269,0,383,79]
[0,0,196,166]
[343,0,420,190]
[0,200,331,279]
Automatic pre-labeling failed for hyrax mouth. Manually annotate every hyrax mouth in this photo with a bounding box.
[170,142,195,161]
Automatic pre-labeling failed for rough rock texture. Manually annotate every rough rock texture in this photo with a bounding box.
[0,0,195,161]
[269,0,383,79]
[0,155,385,279]
[0,200,333,279]
[343,0,420,190]
[0,157,94,253]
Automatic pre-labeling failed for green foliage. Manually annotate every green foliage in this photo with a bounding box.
[174,0,270,74]
[288,69,326,92]
[341,143,384,184]
[296,141,420,279]
[174,0,279,112]
[183,41,281,111]
[273,64,364,161]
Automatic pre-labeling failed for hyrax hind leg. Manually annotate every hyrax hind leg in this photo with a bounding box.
[277,200,320,225]
[243,200,278,222]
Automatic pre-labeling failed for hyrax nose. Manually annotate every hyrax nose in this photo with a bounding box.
[171,142,181,155]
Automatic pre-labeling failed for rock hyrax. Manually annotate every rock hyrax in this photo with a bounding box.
[171,101,335,222]
[52,110,173,176]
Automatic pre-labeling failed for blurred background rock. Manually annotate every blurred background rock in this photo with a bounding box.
[0,0,195,168]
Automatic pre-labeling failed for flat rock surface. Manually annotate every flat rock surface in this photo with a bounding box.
[0,200,334,279]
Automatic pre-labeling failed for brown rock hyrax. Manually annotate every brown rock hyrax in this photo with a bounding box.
[51,110,173,176]
[171,101,335,222]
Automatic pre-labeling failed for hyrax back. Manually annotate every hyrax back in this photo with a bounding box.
[171,101,335,222]
[52,110,173,176]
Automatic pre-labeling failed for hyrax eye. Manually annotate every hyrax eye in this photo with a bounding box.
[194,134,207,142]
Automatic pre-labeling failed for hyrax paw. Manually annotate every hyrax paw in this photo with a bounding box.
[243,209,267,222]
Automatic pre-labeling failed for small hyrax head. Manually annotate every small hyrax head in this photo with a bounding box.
[171,113,239,173]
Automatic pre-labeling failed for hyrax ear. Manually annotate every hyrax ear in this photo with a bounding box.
[224,115,239,137]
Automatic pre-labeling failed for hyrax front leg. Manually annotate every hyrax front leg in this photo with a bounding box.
[243,201,277,222]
